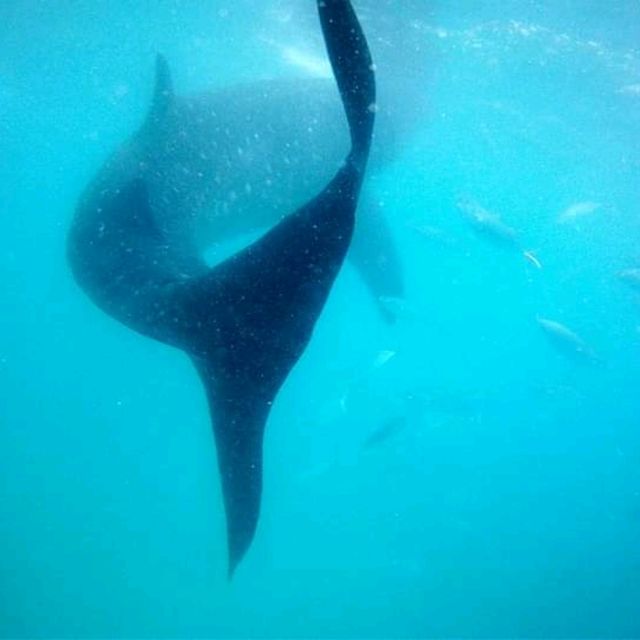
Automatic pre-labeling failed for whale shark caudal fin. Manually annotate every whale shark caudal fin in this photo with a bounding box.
[318,0,375,169]
[178,0,376,577]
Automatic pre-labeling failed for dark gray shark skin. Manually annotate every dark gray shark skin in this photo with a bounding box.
[68,0,375,578]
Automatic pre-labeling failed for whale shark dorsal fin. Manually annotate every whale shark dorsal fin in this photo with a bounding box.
[146,54,174,126]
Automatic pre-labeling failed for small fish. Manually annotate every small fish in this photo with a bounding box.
[339,390,350,414]
[557,201,601,223]
[536,317,599,364]
[456,196,519,249]
[617,268,640,292]
[523,250,542,269]
[407,221,457,247]
[373,349,397,369]
[362,415,408,450]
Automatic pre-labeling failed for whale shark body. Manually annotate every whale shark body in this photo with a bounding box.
[68,0,376,577]
[82,58,404,323]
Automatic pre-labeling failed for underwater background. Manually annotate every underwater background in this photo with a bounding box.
[1,0,639,637]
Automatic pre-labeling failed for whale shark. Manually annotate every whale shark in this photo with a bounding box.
[68,0,376,577]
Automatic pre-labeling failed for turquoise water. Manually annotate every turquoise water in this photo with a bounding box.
[1,1,640,637]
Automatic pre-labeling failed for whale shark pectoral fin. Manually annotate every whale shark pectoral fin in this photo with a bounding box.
[349,195,403,323]
[145,54,174,128]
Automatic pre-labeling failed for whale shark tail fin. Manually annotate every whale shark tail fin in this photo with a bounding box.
[169,0,376,578]
[182,161,371,578]
[189,354,273,580]
[318,0,376,168]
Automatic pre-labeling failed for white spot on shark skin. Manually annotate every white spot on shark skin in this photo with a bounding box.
[424,25,449,39]
[508,20,541,38]
[557,201,601,223]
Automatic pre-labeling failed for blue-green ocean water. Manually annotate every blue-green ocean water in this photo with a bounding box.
[1,1,640,637]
